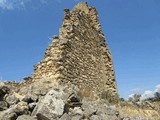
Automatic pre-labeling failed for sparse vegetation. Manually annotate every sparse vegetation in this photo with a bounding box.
[101,91,119,104]
[128,94,141,102]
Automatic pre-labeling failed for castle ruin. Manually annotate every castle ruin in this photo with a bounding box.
[29,2,118,98]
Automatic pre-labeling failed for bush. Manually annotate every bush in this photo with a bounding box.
[128,94,141,102]
[154,92,160,101]
[101,91,119,104]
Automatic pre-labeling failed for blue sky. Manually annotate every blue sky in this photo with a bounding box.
[0,0,160,98]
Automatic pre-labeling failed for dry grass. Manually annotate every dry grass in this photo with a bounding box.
[77,85,98,101]
[117,100,160,120]
[100,91,119,104]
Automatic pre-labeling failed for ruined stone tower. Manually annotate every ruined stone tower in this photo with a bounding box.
[30,2,118,98]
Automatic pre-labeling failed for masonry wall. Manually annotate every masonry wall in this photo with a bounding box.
[30,2,118,98]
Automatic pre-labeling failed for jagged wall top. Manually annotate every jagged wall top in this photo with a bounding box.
[63,2,102,33]
[29,2,118,99]
[73,2,90,14]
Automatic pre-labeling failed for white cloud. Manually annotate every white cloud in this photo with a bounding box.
[129,84,160,101]
[130,88,142,93]
[0,0,13,10]
[155,84,160,93]
[0,0,48,10]
[0,0,80,9]
[128,93,134,98]
[141,90,155,100]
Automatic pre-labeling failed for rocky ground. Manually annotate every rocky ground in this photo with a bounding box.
[0,81,159,120]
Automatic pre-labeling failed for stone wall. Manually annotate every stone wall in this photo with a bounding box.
[29,2,118,98]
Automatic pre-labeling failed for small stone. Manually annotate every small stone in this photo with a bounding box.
[64,8,70,15]
[0,83,10,99]
[3,112,17,120]
[0,101,8,111]
[29,102,36,112]
[6,95,20,106]
[22,96,33,103]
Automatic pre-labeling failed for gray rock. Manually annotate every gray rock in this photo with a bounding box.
[82,99,119,120]
[0,112,17,120]
[82,99,97,117]
[67,93,82,108]
[0,101,8,111]
[96,105,118,120]
[90,115,101,120]
[16,115,37,120]
[20,84,40,102]
[0,101,29,120]
[105,106,118,116]
[0,82,10,100]
[13,101,29,115]
[6,95,20,106]
[32,88,65,119]
[70,107,84,120]
[29,103,36,112]
[71,115,83,120]
[22,96,33,103]
[122,117,131,120]
[59,113,71,120]
[68,94,80,103]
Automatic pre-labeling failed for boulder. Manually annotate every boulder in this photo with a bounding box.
[22,95,34,103]
[0,101,29,120]
[16,115,36,120]
[70,107,84,120]
[32,88,65,119]
[0,101,8,111]
[6,94,20,106]
[0,82,10,100]
[82,99,97,117]
[13,101,29,115]
[0,112,17,120]
[96,105,118,119]
[59,113,71,120]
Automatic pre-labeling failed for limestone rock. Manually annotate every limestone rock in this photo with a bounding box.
[90,115,101,120]
[82,99,97,117]
[59,113,71,120]
[32,88,65,119]
[0,101,29,119]
[70,107,84,120]
[22,95,34,103]
[6,94,20,106]
[0,82,10,99]
[28,102,36,112]
[13,101,29,115]
[0,112,17,120]
[16,115,36,120]
[0,101,8,111]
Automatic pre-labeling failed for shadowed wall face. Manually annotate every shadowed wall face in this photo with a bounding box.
[30,2,118,98]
